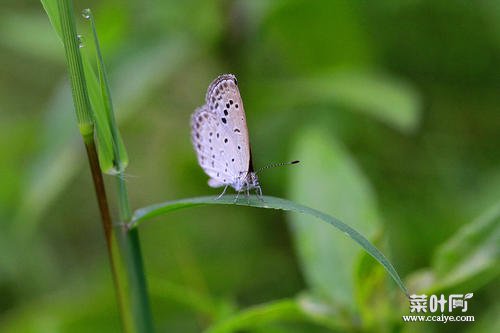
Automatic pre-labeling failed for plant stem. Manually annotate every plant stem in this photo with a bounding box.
[116,174,155,332]
[56,0,154,331]
[84,136,132,331]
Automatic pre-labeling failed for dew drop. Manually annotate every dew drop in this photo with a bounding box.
[82,8,91,20]
[77,34,85,48]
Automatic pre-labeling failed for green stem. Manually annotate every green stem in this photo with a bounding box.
[56,1,154,332]
[56,0,92,136]
[116,174,155,332]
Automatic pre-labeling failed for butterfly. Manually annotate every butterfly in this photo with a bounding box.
[191,74,298,200]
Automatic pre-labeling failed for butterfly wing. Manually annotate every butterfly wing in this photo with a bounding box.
[191,106,235,187]
[205,74,252,178]
[192,74,253,190]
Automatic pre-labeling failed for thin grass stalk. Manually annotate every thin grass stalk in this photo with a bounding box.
[56,1,152,332]
[116,175,155,332]
[85,8,154,331]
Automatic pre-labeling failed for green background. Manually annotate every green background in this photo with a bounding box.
[0,0,498,332]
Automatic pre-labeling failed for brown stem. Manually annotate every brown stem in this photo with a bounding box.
[84,138,113,243]
[83,137,131,330]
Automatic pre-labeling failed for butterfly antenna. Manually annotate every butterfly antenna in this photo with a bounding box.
[255,160,300,175]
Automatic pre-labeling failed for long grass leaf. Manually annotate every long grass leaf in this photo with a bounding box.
[130,195,409,297]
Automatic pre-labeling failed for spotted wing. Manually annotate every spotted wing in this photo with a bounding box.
[205,74,252,178]
[191,105,236,187]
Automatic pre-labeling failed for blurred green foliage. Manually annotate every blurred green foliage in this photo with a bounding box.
[0,0,499,332]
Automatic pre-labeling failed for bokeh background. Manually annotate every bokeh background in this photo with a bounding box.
[1,0,499,332]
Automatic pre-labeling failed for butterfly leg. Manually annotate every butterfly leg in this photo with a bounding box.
[246,188,251,204]
[215,185,229,200]
[234,191,241,203]
[256,186,264,201]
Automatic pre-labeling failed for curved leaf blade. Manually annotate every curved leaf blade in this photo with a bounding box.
[204,296,348,333]
[130,195,408,297]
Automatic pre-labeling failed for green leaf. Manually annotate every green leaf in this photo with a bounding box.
[41,1,128,174]
[204,296,348,333]
[15,36,190,234]
[258,71,421,133]
[83,8,128,174]
[288,128,381,310]
[130,195,408,297]
[40,0,61,39]
[300,71,421,132]
[354,247,393,330]
[431,202,500,291]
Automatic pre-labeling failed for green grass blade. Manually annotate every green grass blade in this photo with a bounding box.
[81,55,115,172]
[51,0,93,137]
[130,195,409,297]
[84,8,128,173]
[40,1,126,173]
[431,201,500,291]
[40,0,62,40]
